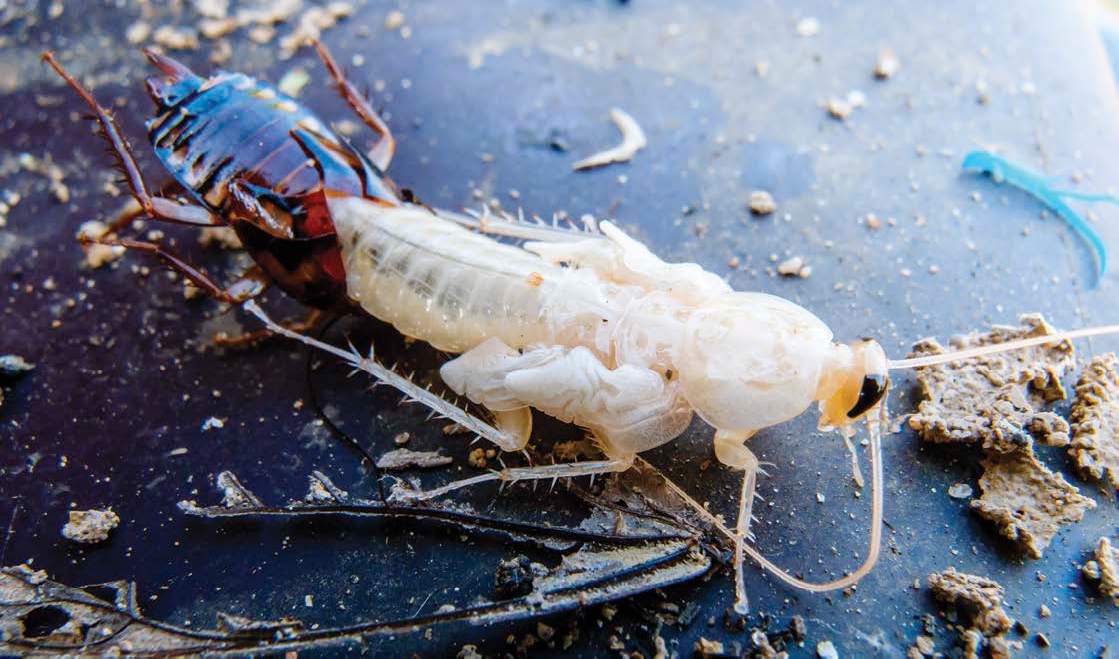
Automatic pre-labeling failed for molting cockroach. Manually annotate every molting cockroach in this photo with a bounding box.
[45,42,1119,616]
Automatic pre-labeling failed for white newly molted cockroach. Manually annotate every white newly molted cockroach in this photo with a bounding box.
[49,39,1119,614]
[243,201,1119,614]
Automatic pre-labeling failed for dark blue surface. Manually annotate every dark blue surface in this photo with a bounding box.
[3,0,1119,655]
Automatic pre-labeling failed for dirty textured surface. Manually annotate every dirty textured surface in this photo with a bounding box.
[971,448,1097,558]
[1082,536,1119,606]
[1069,352,1119,490]
[5,0,1119,656]
[927,567,1015,656]
[909,314,1075,453]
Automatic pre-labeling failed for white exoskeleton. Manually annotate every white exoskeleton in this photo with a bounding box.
[246,197,1119,614]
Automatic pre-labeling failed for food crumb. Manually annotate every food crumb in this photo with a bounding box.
[948,483,973,499]
[383,9,405,30]
[61,508,119,544]
[1067,353,1119,491]
[694,637,724,657]
[77,221,125,269]
[815,639,838,658]
[970,447,1095,559]
[796,16,820,37]
[468,447,487,468]
[777,255,811,278]
[826,97,853,120]
[201,416,225,431]
[393,431,411,446]
[749,190,777,216]
[1038,604,1050,618]
[908,314,1074,452]
[1081,536,1119,605]
[874,49,900,79]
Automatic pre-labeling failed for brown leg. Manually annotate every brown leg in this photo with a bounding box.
[309,39,395,171]
[80,234,268,303]
[213,308,325,349]
[41,52,219,229]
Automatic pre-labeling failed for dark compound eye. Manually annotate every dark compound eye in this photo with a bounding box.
[846,374,888,419]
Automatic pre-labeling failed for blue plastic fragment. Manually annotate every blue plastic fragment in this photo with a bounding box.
[962,150,1113,281]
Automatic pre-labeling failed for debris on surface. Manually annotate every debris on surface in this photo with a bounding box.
[970,448,1095,558]
[277,68,311,97]
[927,567,1014,656]
[375,448,454,470]
[748,190,778,216]
[795,16,820,37]
[278,2,354,58]
[1067,353,1119,490]
[948,483,973,499]
[908,314,1075,452]
[76,220,125,269]
[572,108,646,171]
[962,150,1112,280]
[152,25,201,51]
[61,509,119,544]
[468,447,488,468]
[494,555,537,599]
[694,637,725,657]
[1082,536,1119,605]
[824,90,867,121]
[815,639,838,658]
[0,354,34,381]
[776,255,811,278]
[874,49,900,79]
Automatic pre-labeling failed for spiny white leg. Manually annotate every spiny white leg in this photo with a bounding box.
[391,457,634,502]
[433,205,602,242]
[733,458,759,615]
[242,300,522,451]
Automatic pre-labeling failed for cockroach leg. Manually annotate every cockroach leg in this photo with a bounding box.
[309,38,395,171]
[83,233,268,304]
[41,52,220,229]
[243,300,527,451]
[214,307,325,350]
[391,456,635,503]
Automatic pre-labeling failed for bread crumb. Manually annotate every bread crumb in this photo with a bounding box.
[62,509,119,544]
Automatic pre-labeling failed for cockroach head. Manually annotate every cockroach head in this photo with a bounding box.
[818,338,889,428]
[142,49,202,112]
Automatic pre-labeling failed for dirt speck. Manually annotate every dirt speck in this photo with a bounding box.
[815,639,838,658]
[468,447,487,468]
[796,16,820,37]
[61,508,119,544]
[376,448,453,470]
[748,190,777,216]
[1082,536,1119,605]
[777,255,811,278]
[970,447,1095,559]
[874,49,900,79]
[1068,353,1119,491]
[948,483,973,499]
[694,637,724,657]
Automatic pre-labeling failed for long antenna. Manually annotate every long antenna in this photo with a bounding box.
[887,324,1119,370]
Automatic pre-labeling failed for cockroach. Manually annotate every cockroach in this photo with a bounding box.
[45,42,1119,615]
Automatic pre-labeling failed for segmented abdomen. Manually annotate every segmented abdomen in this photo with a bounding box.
[328,198,620,354]
[146,72,349,210]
